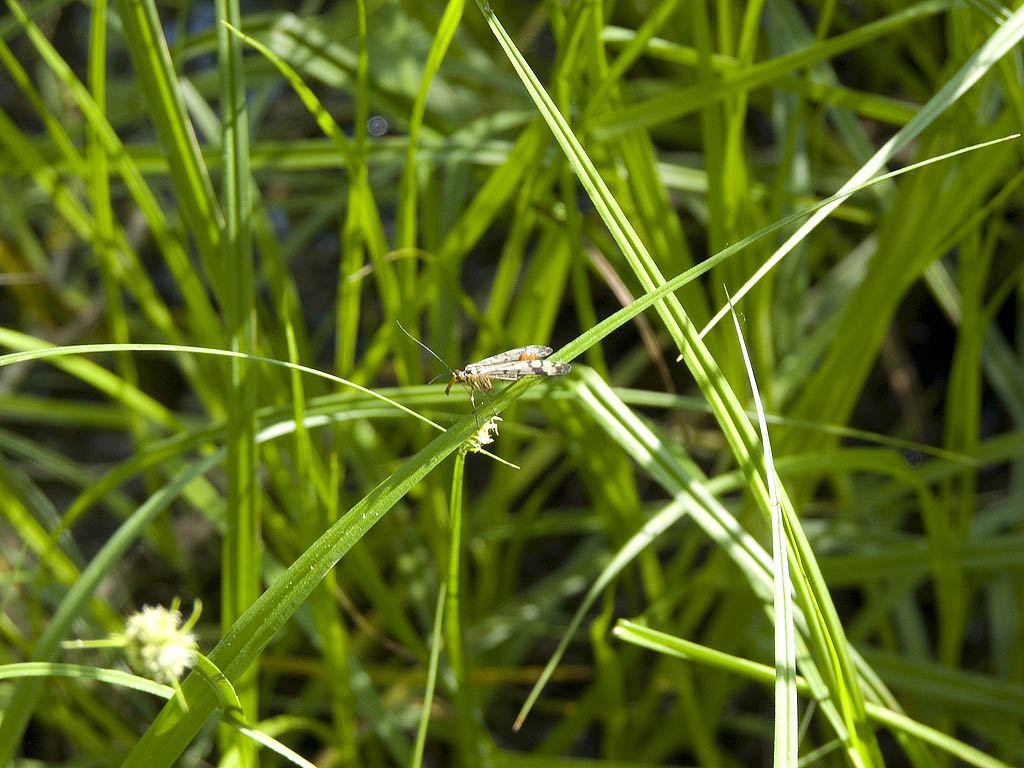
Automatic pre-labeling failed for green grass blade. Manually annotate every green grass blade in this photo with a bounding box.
[613,620,1014,768]
[726,291,798,766]
[216,0,260,758]
[111,0,223,283]
[590,1,953,139]
[0,454,222,765]
[119,410,488,767]
[411,585,446,768]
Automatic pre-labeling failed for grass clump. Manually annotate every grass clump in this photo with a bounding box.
[1,2,1023,767]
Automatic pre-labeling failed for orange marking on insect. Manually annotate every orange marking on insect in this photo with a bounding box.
[397,322,570,417]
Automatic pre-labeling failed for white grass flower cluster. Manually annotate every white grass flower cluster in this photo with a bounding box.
[463,416,502,454]
[122,604,198,684]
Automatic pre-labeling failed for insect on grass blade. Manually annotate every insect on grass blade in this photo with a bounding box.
[397,322,571,416]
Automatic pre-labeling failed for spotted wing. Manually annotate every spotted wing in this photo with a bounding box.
[468,357,571,381]
[464,346,553,369]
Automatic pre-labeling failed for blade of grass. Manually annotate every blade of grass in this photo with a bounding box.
[215,0,259,759]
[474,7,987,758]
[0,454,222,765]
[589,1,953,139]
[337,0,368,376]
[0,5,220,358]
[512,496,691,730]
[0,330,181,430]
[613,621,1013,768]
[702,7,1024,337]
[118,404,490,766]
[412,585,446,768]
[397,0,465,250]
[220,21,402,379]
[726,288,797,766]
[111,0,223,287]
[565,368,863,749]
[444,450,493,762]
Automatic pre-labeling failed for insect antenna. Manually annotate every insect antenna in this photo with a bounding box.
[395,320,485,427]
[396,320,456,378]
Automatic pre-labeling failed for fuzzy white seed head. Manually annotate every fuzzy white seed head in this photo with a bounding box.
[122,605,197,683]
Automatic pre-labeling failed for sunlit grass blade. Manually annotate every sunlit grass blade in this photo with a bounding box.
[725,287,797,766]
[613,621,1014,768]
